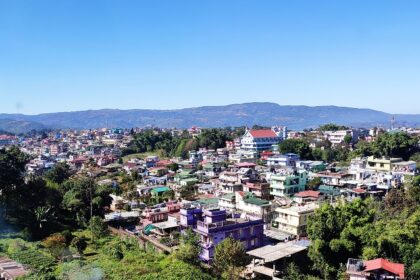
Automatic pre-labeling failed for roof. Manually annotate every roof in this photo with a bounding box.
[243,197,270,206]
[234,162,256,168]
[295,190,321,198]
[249,129,278,138]
[151,186,171,193]
[364,258,404,279]
[247,242,307,263]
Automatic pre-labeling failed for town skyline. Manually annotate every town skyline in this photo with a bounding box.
[1,0,420,114]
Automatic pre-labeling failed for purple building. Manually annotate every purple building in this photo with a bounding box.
[180,206,264,263]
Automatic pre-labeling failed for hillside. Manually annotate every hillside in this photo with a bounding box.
[0,102,419,133]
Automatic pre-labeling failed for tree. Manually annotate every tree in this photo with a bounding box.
[318,124,349,131]
[307,199,376,279]
[344,134,353,145]
[61,178,112,227]
[71,237,87,255]
[374,132,418,160]
[0,146,28,199]
[279,139,312,159]
[174,228,201,265]
[89,216,108,241]
[43,233,67,260]
[307,177,322,190]
[213,237,249,278]
[44,162,71,184]
[167,163,179,172]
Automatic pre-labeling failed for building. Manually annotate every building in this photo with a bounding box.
[180,207,264,263]
[266,153,300,167]
[346,258,404,280]
[0,257,29,280]
[270,171,308,198]
[241,128,285,152]
[323,129,359,146]
[294,190,322,204]
[272,203,318,236]
[235,192,272,222]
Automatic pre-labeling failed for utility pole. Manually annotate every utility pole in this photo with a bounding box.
[88,173,94,243]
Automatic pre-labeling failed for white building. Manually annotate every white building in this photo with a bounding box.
[241,127,286,152]
[272,203,319,236]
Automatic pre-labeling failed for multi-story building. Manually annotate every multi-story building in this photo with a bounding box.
[241,128,285,152]
[270,170,308,198]
[266,153,300,167]
[272,203,318,236]
[180,207,264,263]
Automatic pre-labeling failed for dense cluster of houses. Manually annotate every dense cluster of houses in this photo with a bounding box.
[2,125,418,279]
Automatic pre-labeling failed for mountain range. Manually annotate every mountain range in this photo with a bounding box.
[0,102,419,134]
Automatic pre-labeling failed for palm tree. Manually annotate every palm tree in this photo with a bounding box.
[34,206,53,229]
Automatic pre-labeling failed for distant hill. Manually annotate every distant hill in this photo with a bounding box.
[0,119,46,134]
[0,102,419,133]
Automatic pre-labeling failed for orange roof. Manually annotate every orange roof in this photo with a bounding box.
[364,258,404,279]
[295,190,321,198]
[249,129,278,138]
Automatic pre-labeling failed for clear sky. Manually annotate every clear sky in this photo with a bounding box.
[0,0,419,115]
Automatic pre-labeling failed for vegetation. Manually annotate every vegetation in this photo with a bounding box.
[122,128,241,159]
[213,237,249,280]
[307,178,420,280]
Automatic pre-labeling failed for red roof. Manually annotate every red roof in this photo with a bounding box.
[249,129,278,138]
[235,162,256,168]
[352,188,366,193]
[364,258,404,279]
[295,190,321,198]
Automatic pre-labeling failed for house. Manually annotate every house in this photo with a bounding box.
[180,178,199,187]
[323,129,358,146]
[0,257,30,280]
[366,156,404,173]
[270,171,308,198]
[141,206,169,224]
[150,186,171,200]
[241,128,285,152]
[243,182,271,200]
[218,193,236,209]
[346,258,404,280]
[294,190,322,204]
[267,153,300,167]
[235,192,272,222]
[313,170,352,187]
[181,208,264,263]
[272,203,318,236]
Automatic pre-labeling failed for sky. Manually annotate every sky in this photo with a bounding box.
[0,0,419,115]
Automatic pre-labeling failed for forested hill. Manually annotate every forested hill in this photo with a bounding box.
[1,102,419,133]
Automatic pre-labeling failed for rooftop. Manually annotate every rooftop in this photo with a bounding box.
[249,129,278,138]
[247,242,307,263]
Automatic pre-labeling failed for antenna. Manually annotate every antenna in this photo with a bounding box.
[391,115,395,130]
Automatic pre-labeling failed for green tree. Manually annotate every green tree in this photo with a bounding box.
[62,178,112,227]
[318,124,349,131]
[174,228,201,265]
[44,162,71,184]
[279,139,312,159]
[89,216,108,241]
[307,199,376,279]
[307,177,322,190]
[71,237,88,255]
[213,237,249,278]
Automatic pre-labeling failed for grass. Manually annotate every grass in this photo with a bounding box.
[122,150,169,162]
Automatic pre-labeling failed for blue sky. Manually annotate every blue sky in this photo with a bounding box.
[0,0,419,114]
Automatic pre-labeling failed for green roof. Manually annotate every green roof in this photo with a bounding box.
[151,186,171,193]
[220,193,236,200]
[196,198,219,205]
[243,197,270,206]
